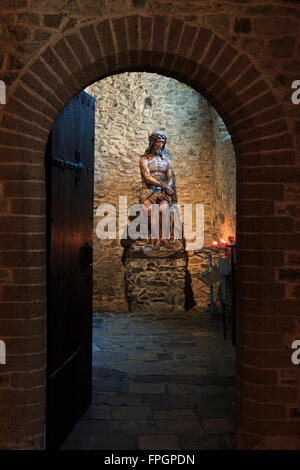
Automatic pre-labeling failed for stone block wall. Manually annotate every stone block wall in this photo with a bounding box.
[211,109,236,241]
[124,255,186,313]
[88,72,235,312]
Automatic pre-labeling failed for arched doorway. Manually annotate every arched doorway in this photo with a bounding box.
[46,71,237,450]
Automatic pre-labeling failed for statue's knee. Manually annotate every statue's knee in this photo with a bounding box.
[160,204,169,214]
[142,202,151,217]
[146,206,152,217]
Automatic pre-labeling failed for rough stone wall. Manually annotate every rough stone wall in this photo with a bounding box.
[188,112,237,306]
[88,72,234,312]
[124,256,186,313]
[211,109,236,241]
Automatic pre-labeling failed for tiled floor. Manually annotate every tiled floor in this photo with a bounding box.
[61,307,236,450]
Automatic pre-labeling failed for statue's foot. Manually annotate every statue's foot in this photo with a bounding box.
[161,239,171,249]
[153,239,162,250]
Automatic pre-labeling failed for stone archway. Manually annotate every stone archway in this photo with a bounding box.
[0,16,297,450]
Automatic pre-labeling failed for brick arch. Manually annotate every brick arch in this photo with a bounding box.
[0,16,297,450]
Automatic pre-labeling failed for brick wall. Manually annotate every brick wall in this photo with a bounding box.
[0,0,299,450]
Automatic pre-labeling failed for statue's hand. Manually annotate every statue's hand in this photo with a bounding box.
[155,192,164,201]
[165,185,174,196]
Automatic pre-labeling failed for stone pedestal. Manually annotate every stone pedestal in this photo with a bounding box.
[124,248,187,313]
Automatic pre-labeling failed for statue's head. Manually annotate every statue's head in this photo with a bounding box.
[145,131,167,155]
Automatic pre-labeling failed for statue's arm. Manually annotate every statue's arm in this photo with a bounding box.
[164,159,174,196]
[166,159,173,187]
[139,157,167,188]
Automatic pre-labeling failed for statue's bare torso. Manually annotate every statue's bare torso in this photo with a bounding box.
[141,154,169,189]
[139,135,172,191]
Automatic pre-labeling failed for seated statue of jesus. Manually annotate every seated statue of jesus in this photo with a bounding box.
[138,131,175,250]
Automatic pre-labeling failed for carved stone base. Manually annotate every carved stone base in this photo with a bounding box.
[124,249,187,313]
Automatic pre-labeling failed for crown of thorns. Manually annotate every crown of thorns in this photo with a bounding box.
[144,131,167,155]
[148,131,167,144]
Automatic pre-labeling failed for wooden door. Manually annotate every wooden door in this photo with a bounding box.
[45,91,95,449]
